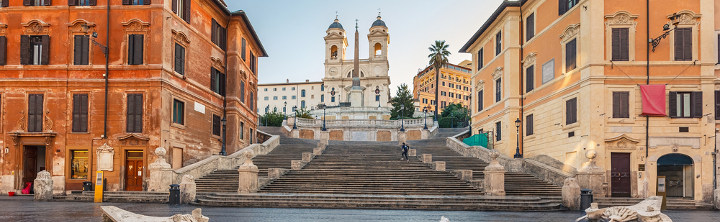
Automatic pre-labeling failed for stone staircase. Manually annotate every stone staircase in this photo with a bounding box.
[594,197,714,210]
[409,136,562,197]
[53,191,169,203]
[195,136,316,193]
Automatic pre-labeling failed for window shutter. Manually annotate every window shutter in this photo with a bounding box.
[128,35,135,64]
[477,90,483,111]
[717,34,720,64]
[144,0,150,5]
[668,92,677,117]
[1,0,8,7]
[526,14,534,41]
[74,36,82,65]
[172,0,177,13]
[44,0,51,6]
[674,29,683,60]
[81,35,89,64]
[526,65,534,92]
[220,73,226,96]
[715,90,720,120]
[40,35,50,65]
[28,94,43,132]
[621,92,629,118]
[80,94,88,132]
[241,38,246,61]
[134,35,143,65]
[127,94,135,132]
[21,35,30,65]
[558,0,566,15]
[211,20,217,45]
[23,0,31,6]
[122,0,130,5]
[691,91,702,118]
[0,36,6,65]
[619,28,629,61]
[611,29,620,60]
[240,81,245,101]
[72,94,80,132]
[682,29,692,61]
[136,94,143,132]
[566,39,576,71]
[68,0,76,6]
[526,114,533,136]
[89,0,96,6]
[612,92,621,118]
[183,0,190,23]
[210,69,217,93]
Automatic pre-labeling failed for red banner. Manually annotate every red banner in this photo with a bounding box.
[640,85,666,116]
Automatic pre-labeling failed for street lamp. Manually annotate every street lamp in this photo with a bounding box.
[220,118,227,155]
[514,118,522,158]
[423,107,428,130]
[292,106,298,129]
[321,104,327,131]
[375,86,381,108]
[283,101,287,120]
[650,13,682,52]
[265,105,269,126]
[400,104,405,132]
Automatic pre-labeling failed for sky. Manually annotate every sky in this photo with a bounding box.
[227,0,504,94]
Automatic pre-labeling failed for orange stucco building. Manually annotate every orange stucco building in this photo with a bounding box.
[462,0,717,203]
[0,0,266,193]
[412,61,473,114]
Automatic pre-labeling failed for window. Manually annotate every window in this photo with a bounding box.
[566,97,577,125]
[211,19,227,51]
[241,38,246,61]
[674,28,692,61]
[495,78,501,102]
[1,0,7,7]
[291,87,295,91]
[263,96,268,101]
[240,122,244,139]
[477,48,484,70]
[20,35,49,65]
[565,38,577,71]
[28,94,44,132]
[70,150,89,179]
[172,0,190,23]
[128,34,144,65]
[240,81,245,102]
[73,0,95,6]
[174,43,185,75]
[495,31,502,55]
[526,13,535,41]
[72,94,89,132]
[669,92,702,118]
[526,65,534,92]
[716,90,720,120]
[526,114,534,136]
[301,89,306,97]
[611,28,629,61]
[25,0,50,6]
[212,114,221,136]
[331,96,335,102]
[495,121,501,141]
[282,87,286,91]
[250,52,257,73]
[321,84,324,91]
[558,0,579,15]
[612,91,629,118]
[263,88,267,91]
[172,99,184,125]
[273,88,277,91]
[249,92,254,111]
[292,96,296,99]
[73,35,89,65]
[376,95,380,101]
[282,96,286,100]
[273,96,277,100]
[442,82,445,86]
[0,36,5,65]
[126,93,143,133]
[301,100,306,108]
[210,68,226,96]
[123,0,149,5]
[717,34,720,64]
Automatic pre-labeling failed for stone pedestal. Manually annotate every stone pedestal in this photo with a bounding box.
[638,171,649,199]
[318,131,330,144]
[268,168,287,180]
[422,154,432,163]
[483,152,505,196]
[714,189,720,210]
[291,160,304,170]
[408,149,416,157]
[148,147,173,192]
[562,178,581,210]
[434,161,446,171]
[398,131,407,144]
[313,147,323,155]
[33,170,53,201]
[348,87,364,107]
[237,152,259,194]
[577,150,606,198]
[456,169,473,181]
[179,175,196,204]
[302,152,314,162]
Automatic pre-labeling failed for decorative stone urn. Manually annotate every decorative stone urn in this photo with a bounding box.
[237,151,259,193]
[483,151,506,196]
[148,147,173,192]
[577,150,606,197]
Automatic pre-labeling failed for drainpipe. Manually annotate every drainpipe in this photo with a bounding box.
[519,4,524,157]
[645,0,650,160]
[103,0,110,139]
[220,19,229,156]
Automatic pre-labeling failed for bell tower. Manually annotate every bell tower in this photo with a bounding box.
[324,17,347,64]
[368,14,389,62]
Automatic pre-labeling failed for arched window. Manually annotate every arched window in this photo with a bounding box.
[374,43,382,56]
[330,45,338,59]
[301,89,306,97]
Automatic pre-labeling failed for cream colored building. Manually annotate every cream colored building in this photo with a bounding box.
[258,80,325,115]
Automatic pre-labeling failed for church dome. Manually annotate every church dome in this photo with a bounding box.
[328,19,344,30]
[371,16,386,28]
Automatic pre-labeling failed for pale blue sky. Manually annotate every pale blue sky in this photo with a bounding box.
[227,0,503,93]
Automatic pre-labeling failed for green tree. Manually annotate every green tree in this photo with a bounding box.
[295,108,313,119]
[428,40,451,121]
[439,103,469,128]
[390,84,415,120]
[260,111,286,126]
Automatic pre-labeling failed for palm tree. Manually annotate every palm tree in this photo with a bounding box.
[428,40,450,121]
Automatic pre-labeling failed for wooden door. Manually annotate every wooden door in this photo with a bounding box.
[22,147,37,185]
[611,153,631,197]
[125,151,144,191]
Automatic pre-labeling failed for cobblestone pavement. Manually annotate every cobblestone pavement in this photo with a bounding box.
[1,196,718,222]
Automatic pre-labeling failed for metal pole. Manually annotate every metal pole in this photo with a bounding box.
[400,105,405,132]
[103,0,110,139]
[322,106,326,131]
[423,109,428,130]
[514,118,522,158]
[293,106,298,129]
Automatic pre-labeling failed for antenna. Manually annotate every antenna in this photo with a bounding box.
[378,8,381,17]
[335,11,338,20]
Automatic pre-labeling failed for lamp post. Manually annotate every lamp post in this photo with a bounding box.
[375,86,381,108]
[265,105,269,126]
[400,104,405,132]
[292,106,298,129]
[220,118,227,155]
[423,107,428,130]
[283,101,287,120]
[322,104,327,131]
[650,13,682,52]
[514,118,522,158]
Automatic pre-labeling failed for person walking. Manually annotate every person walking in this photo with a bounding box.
[401,142,409,161]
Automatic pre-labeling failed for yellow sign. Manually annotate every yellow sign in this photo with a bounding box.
[94,171,104,203]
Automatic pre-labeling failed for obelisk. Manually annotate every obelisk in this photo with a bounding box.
[348,19,364,107]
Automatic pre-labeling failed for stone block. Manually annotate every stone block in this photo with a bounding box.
[422,154,432,163]
[299,129,315,139]
[330,130,343,141]
[434,161,446,171]
[456,169,473,181]
[715,189,720,210]
[33,170,53,201]
[397,131,407,144]
[377,131,391,141]
[101,206,209,222]
[148,147,174,192]
[313,147,323,155]
[506,158,524,172]
[562,177,581,210]
[483,152,505,196]
[407,130,421,140]
[302,152,314,162]
[237,152,259,194]
[179,175,196,204]
[291,160,304,170]
[408,149,416,157]
[268,168,287,180]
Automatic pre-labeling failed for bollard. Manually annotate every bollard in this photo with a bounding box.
[169,184,180,205]
[83,181,93,191]
[580,189,593,210]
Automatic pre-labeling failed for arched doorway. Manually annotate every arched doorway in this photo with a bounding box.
[657,153,694,198]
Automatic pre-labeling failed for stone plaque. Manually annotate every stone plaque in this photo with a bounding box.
[97,143,114,171]
[542,59,554,84]
[351,131,368,141]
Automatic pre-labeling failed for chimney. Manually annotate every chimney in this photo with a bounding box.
[286,79,289,83]
[306,79,309,83]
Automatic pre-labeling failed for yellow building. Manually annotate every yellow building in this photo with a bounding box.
[461,0,717,203]
[412,61,473,114]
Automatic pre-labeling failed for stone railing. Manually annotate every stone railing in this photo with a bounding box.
[171,135,280,184]
[292,117,435,129]
[446,131,573,187]
[256,129,273,144]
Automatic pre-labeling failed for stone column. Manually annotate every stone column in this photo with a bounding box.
[562,177,581,210]
[148,147,174,192]
[483,151,505,196]
[397,131,407,144]
[576,150,606,198]
[33,170,53,201]
[179,175,196,204]
[237,152,259,194]
[714,189,720,210]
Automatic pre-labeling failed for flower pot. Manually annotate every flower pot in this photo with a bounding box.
[8,192,15,196]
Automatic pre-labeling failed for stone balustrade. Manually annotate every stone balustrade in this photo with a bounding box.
[292,117,435,129]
